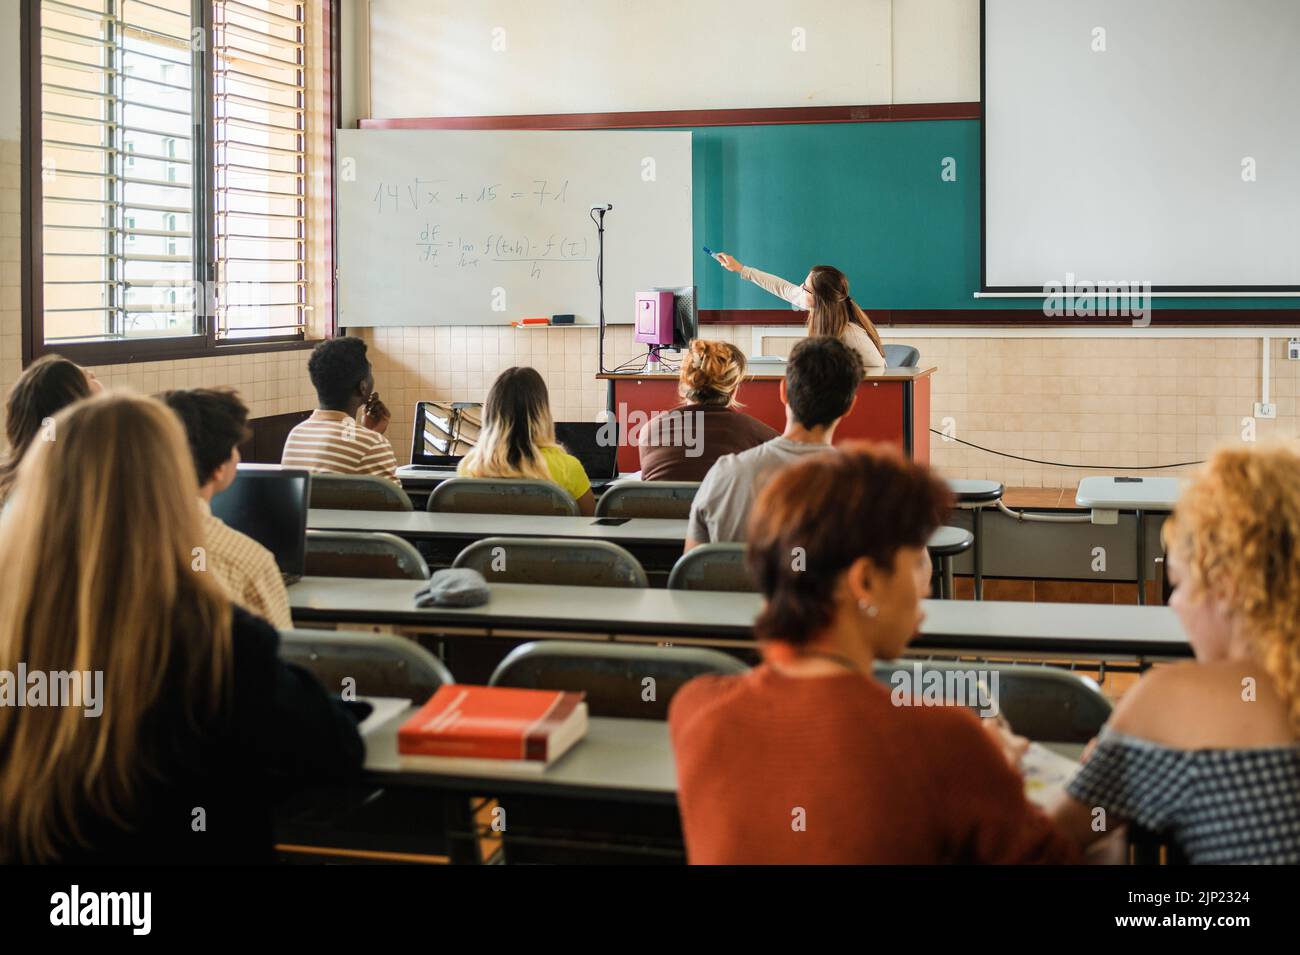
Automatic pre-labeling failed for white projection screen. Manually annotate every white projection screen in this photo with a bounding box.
[983,0,1300,291]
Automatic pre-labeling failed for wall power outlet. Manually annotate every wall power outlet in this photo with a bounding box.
[1255,402,1277,419]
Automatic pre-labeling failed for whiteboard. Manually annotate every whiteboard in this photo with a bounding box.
[336,130,693,326]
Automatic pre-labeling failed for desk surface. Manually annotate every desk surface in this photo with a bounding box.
[289,577,1191,656]
[598,364,936,383]
[363,705,1080,804]
[1076,476,1182,510]
[308,508,689,544]
[364,710,677,802]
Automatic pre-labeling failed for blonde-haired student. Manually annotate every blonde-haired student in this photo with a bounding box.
[637,339,777,482]
[0,393,362,864]
[458,366,596,516]
[1050,445,1300,864]
[711,254,886,371]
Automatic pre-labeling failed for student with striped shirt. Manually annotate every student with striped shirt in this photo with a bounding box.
[281,336,399,483]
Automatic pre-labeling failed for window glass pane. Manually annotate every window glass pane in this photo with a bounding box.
[39,0,198,344]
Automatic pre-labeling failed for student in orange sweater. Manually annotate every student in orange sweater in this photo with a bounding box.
[669,445,1077,864]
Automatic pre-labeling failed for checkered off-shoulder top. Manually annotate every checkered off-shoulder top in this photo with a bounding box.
[1066,728,1300,864]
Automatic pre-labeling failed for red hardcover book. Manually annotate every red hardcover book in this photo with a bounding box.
[397,684,588,772]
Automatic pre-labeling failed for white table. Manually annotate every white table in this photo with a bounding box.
[1076,477,1182,605]
[289,577,1191,660]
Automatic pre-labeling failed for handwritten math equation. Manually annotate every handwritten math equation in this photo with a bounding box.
[374,178,570,213]
[415,225,591,277]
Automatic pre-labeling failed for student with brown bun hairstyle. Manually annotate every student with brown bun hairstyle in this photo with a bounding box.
[1050,445,1300,864]
[669,445,1077,864]
[710,254,886,370]
[636,339,777,481]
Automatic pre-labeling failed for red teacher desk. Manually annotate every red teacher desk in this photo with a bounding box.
[599,364,935,473]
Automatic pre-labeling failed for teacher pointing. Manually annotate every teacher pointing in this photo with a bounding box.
[711,254,886,371]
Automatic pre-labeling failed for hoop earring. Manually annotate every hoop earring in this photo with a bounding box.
[858,599,878,619]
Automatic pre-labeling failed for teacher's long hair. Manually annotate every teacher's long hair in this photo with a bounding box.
[806,265,885,358]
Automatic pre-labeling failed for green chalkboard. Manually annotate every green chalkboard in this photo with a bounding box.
[684,119,1300,313]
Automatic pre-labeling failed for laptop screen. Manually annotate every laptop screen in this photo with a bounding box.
[209,466,310,578]
[555,420,618,480]
[410,400,482,467]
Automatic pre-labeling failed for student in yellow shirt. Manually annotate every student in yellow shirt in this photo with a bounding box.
[458,366,595,515]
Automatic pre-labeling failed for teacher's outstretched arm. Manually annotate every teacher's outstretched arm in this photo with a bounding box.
[710,252,809,310]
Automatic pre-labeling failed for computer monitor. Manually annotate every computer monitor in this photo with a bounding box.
[664,285,698,350]
[409,400,482,467]
[209,465,310,580]
[555,419,618,480]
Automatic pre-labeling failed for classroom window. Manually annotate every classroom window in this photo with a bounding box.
[25,0,335,364]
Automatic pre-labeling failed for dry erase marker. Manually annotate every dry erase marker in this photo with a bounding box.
[702,246,715,257]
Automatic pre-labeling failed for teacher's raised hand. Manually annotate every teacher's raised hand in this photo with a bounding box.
[713,252,745,273]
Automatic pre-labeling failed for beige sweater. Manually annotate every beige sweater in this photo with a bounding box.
[740,265,887,370]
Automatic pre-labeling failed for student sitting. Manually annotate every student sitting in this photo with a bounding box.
[458,366,596,516]
[684,336,862,550]
[0,354,101,503]
[162,388,293,630]
[0,393,361,864]
[281,336,399,483]
[669,445,1076,864]
[637,339,778,482]
[1050,445,1300,864]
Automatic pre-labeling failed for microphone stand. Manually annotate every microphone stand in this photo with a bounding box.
[592,205,610,374]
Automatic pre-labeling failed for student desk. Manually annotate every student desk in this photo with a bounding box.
[359,705,1083,864]
[288,577,1192,663]
[1075,477,1182,605]
[598,363,935,473]
[306,508,688,573]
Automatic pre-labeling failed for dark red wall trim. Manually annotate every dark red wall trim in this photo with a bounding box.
[359,102,980,131]
[701,309,1300,327]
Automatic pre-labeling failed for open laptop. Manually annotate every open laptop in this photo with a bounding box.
[407,400,482,470]
[554,419,618,481]
[209,465,310,584]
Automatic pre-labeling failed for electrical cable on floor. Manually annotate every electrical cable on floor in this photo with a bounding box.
[929,429,1205,471]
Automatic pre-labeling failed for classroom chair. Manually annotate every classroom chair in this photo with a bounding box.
[275,630,464,865]
[489,639,750,720]
[596,480,700,519]
[453,536,648,587]
[946,479,1005,600]
[304,530,431,580]
[487,640,747,863]
[667,542,756,592]
[427,476,578,516]
[309,473,413,511]
[872,659,1112,743]
[883,344,921,368]
[927,525,974,599]
[279,628,453,701]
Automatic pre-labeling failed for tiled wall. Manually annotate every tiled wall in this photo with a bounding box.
[360,322,1300,489]
[0,137,318,444]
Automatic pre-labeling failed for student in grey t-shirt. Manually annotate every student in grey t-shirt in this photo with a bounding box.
[686,336,866,549]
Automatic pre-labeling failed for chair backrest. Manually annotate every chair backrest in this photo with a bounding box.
[427,477,578,516]
[883,344,920,368]
[309,473,412,512]
[304,530,430,580]
[280,628,454,702]
[667,542,756,592]
[453,536,648,588]
[490,640,749,719]
[872,660,1112,743]
[596,480,700,519]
